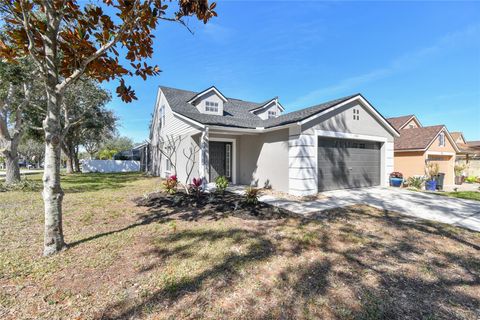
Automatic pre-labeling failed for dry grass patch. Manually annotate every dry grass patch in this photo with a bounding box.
[0,173,479,319]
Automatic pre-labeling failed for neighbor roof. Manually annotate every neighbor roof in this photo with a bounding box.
[394,125,445,150]
[386,115,415,131]
[450,132,465,143]
[159,86,357,129]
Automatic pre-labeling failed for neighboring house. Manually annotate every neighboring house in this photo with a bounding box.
[452,132,480,177]
[386,115,460,185]
[149,86,399,195]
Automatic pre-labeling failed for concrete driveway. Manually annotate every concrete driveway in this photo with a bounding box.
[256,187,480,232]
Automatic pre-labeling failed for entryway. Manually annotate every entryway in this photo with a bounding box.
[209,141,232,182]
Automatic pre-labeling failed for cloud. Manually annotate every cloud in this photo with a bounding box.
[291,24,480,107]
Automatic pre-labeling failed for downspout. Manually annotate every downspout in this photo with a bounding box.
[199,126,209,188]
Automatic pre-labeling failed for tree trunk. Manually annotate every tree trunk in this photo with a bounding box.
[42,137,65,256]
[74,148,80,172]
[4,150,21,185]
[42,8,66,255]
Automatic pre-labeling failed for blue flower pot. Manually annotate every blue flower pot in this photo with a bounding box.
[425,180,437,191]
[390,177,403,187]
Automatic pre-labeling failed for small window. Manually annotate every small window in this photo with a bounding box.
[408,124,415,129]
[353,108,360,120]
[205,101,219,113]
[439,132,445,147]
[268,110,277,119]
[159,105,165,129]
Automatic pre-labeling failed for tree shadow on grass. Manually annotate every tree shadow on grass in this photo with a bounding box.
[79,200,480,319]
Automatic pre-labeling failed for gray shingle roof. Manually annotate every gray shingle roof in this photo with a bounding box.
[160,86,357,129]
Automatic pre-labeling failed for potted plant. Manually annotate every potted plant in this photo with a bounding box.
[389,172,404,187]
[454,164,466,185]
[425,162,439,191]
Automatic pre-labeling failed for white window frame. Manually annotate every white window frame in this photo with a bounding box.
[205,101,219,113]
[267,110,277,119]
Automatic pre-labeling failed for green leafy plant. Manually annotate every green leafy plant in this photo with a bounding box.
[244,187,260,206]
[215,176,229,195]
[407,176,425,189]
[465,176,478,183]
[162,175,178,194]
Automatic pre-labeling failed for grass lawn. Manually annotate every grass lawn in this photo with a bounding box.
[440,191,480,201]
[1,173,479,319]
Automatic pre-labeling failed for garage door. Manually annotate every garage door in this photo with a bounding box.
[318,137,381,191]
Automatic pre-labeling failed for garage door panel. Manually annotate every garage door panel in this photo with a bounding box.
[318,137,381,191]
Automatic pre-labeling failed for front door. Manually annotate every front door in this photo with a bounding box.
[209,141,232,182]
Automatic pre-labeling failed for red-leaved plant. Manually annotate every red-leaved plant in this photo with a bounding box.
[163,175,178,194]
[190,177,203,199]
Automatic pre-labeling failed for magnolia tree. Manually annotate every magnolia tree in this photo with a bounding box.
[0,0,216,256]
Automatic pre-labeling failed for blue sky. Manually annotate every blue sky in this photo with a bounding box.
[102,0,480,142]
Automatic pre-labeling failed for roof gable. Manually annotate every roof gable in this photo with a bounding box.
[387,115,422,131]
[394,125,460,152]
[187,86,228,104]
[450,132,466,144]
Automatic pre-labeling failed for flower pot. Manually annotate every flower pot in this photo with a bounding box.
[425,180,437,191]
[390,177,403,187]
[455,176,463,185]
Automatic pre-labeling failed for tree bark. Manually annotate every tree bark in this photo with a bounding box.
[42,3,65,256]
[4,149,21,185]
[74,147,80,172]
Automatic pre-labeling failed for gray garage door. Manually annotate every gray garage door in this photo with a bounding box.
[318,138,381,191]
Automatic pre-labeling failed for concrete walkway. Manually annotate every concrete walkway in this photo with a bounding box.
[229,186,480,232]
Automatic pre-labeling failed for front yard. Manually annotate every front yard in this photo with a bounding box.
[1,173,479,319]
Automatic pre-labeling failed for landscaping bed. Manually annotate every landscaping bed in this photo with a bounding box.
[135,190,298,221]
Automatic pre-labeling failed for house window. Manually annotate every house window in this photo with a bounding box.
[205,101,219,113]
[159,105,165,129]
[408,124,415,129]
[439,132,445,147]
[268,110,277,119]
[353,108,360,120]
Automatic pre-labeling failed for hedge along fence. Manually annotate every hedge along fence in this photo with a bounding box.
[81,160,140,173]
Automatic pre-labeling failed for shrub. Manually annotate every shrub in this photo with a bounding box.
[454,164,467,177]
[244,187,260,205]
[163,175,178,194]
[425,162,439,181]
[390,172,403,179]
[465,176,477,183]
[407,176,425,189]
[215,176,229,195]
[0,179,41,192]
[190,177,203,199]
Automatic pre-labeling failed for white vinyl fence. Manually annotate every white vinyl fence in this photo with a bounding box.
[81,160,140,173]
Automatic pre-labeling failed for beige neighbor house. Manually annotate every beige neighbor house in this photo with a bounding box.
[149,86,400,195]
[452,132,480,177]
[386,115,460,186]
